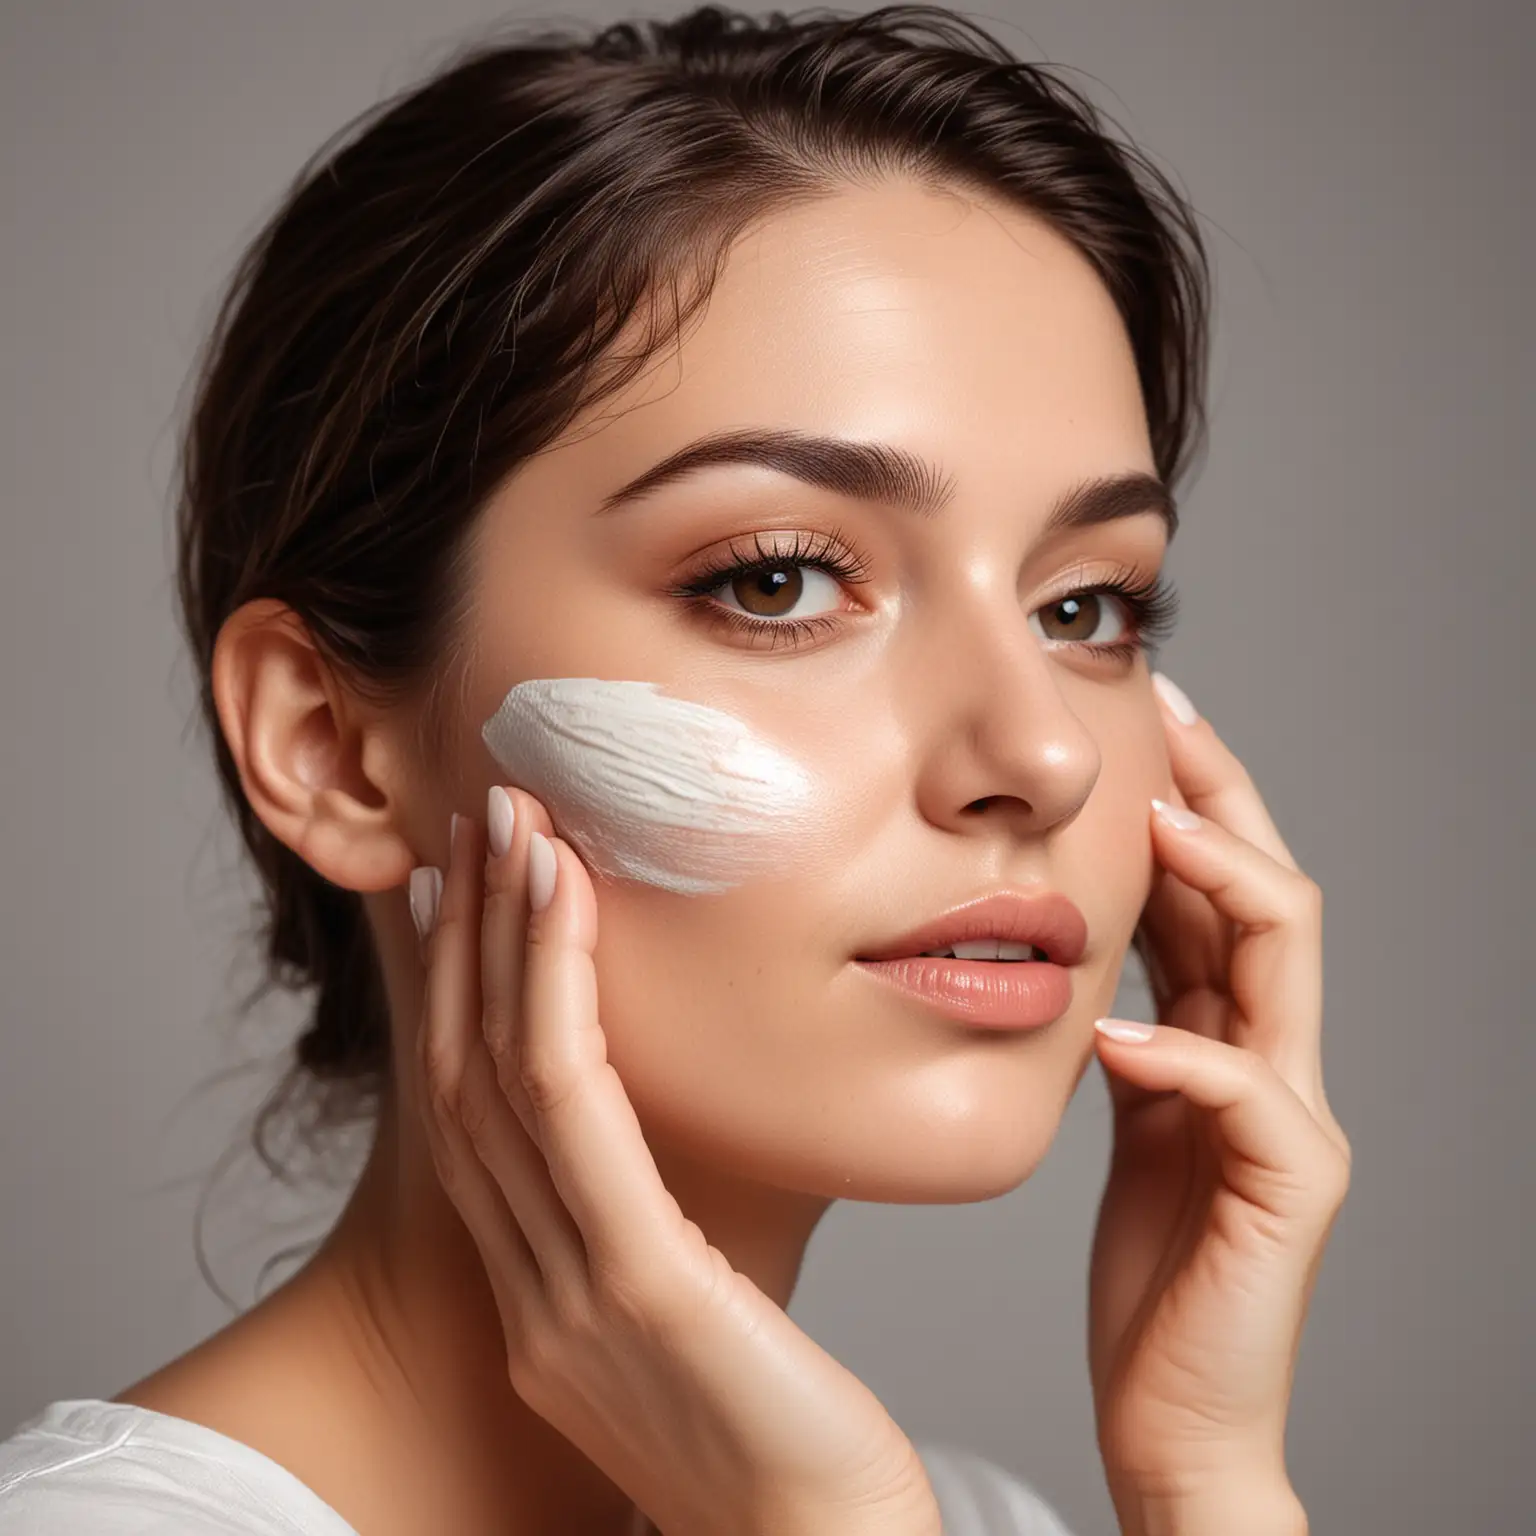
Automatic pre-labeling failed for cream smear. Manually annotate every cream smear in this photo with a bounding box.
[480,677,817,895]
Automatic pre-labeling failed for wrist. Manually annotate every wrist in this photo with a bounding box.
[1112,1475,1307,1536]
[738,1478,945,1536]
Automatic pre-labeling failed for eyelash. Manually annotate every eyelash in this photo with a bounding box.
[668,529,1180,660]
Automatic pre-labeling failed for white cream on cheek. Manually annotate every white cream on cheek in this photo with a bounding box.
[480,678,818,895]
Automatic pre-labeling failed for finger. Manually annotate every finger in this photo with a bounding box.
[1151,672,1299,872]
[415,815,543,1307]
[1093,1019,1350,1233]
[1147,800,1327,1117]
[481,785,537,1123]
[1150,679,1348,1142]
[519,833,682,1287]
[1100,975,1228,1119]
[476,786,590,1287]
[1135,860,1231,1002]
[1088,1082,1208,1395]
[481,786,556,1124]
[456,1032,591,1297]
[419,816,479,1105]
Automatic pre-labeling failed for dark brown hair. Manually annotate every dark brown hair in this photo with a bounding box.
[173,2,1209,1294]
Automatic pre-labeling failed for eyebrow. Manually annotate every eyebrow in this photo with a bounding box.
[593,427,1177,541]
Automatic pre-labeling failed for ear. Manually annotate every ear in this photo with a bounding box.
[211,599,419,894]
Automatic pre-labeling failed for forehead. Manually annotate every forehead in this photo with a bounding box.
[542,178,1154,496]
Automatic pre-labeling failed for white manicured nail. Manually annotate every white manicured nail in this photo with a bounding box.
[1152,671,1199,725]
[528,832,557,913]
[409,866,443,939]
[1152,797,1201,831]
[487,785,515,859]
[1095,1017,1155,1043]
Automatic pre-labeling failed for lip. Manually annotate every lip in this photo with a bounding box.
[851,889,1087,1031]
[853,954,1073,1029]
[853,889,1088,967]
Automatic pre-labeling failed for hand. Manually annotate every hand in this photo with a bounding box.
[1086,676,1350,1520]
[410,788,942,1536]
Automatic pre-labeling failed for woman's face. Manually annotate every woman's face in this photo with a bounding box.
[453,178,1172,1202]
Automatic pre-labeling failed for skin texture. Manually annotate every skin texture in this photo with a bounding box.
[120,179,1183,1532]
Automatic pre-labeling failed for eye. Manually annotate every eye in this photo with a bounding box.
[1029,590,1133,647]
[667,527,873,651]
[1027,565,1181,665]
[707,561,844,620]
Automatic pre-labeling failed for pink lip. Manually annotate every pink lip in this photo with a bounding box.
[854,889,1088,968]
[853,955,1073,1029]
[851,889,1086,1031]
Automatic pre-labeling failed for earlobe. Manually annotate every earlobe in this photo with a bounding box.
[211,599,418,894]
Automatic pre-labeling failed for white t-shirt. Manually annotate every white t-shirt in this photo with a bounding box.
[0,1399,1077,1534]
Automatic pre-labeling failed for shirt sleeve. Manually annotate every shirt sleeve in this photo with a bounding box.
[0,1446,318,1535]
[916,1442,1079,1536]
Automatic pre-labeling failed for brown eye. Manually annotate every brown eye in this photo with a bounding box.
[712,562,842,621]
[731,563,803,616]
[1032,591,1130,646]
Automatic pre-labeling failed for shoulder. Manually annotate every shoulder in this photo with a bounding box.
[0,1399,358,1535]
[913,1440,1078,1536]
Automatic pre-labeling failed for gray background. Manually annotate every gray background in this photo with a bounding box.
[1,3,1530,1533]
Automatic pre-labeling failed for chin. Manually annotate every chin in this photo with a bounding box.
[674,1091,1071,1207]
[833,1111,1067,1206]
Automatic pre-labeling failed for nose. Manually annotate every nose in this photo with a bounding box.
[908,589,1101,841]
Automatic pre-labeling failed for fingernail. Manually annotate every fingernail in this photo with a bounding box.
[1152,796,1201,831]
[1095,1017,1155,1043]
[528,832,557,913]
[449,811,463,853]
[1152,671,1199,726]
[487,785,515,859]
[409,866,443,939]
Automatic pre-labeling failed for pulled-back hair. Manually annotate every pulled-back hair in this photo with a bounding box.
[173,3,1210,1285]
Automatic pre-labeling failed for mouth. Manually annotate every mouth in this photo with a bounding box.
[850,890,1086,1030]
[909,940,1049,962]
[852,888,1088,968]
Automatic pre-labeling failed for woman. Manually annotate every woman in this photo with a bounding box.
[0,5,1349,1533]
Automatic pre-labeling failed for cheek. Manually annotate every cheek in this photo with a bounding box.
[481,676,840,894]
[582,880,837,1152]
[1085,692,1169,918]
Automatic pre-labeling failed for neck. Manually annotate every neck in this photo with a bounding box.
[292,1091,832,1535]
